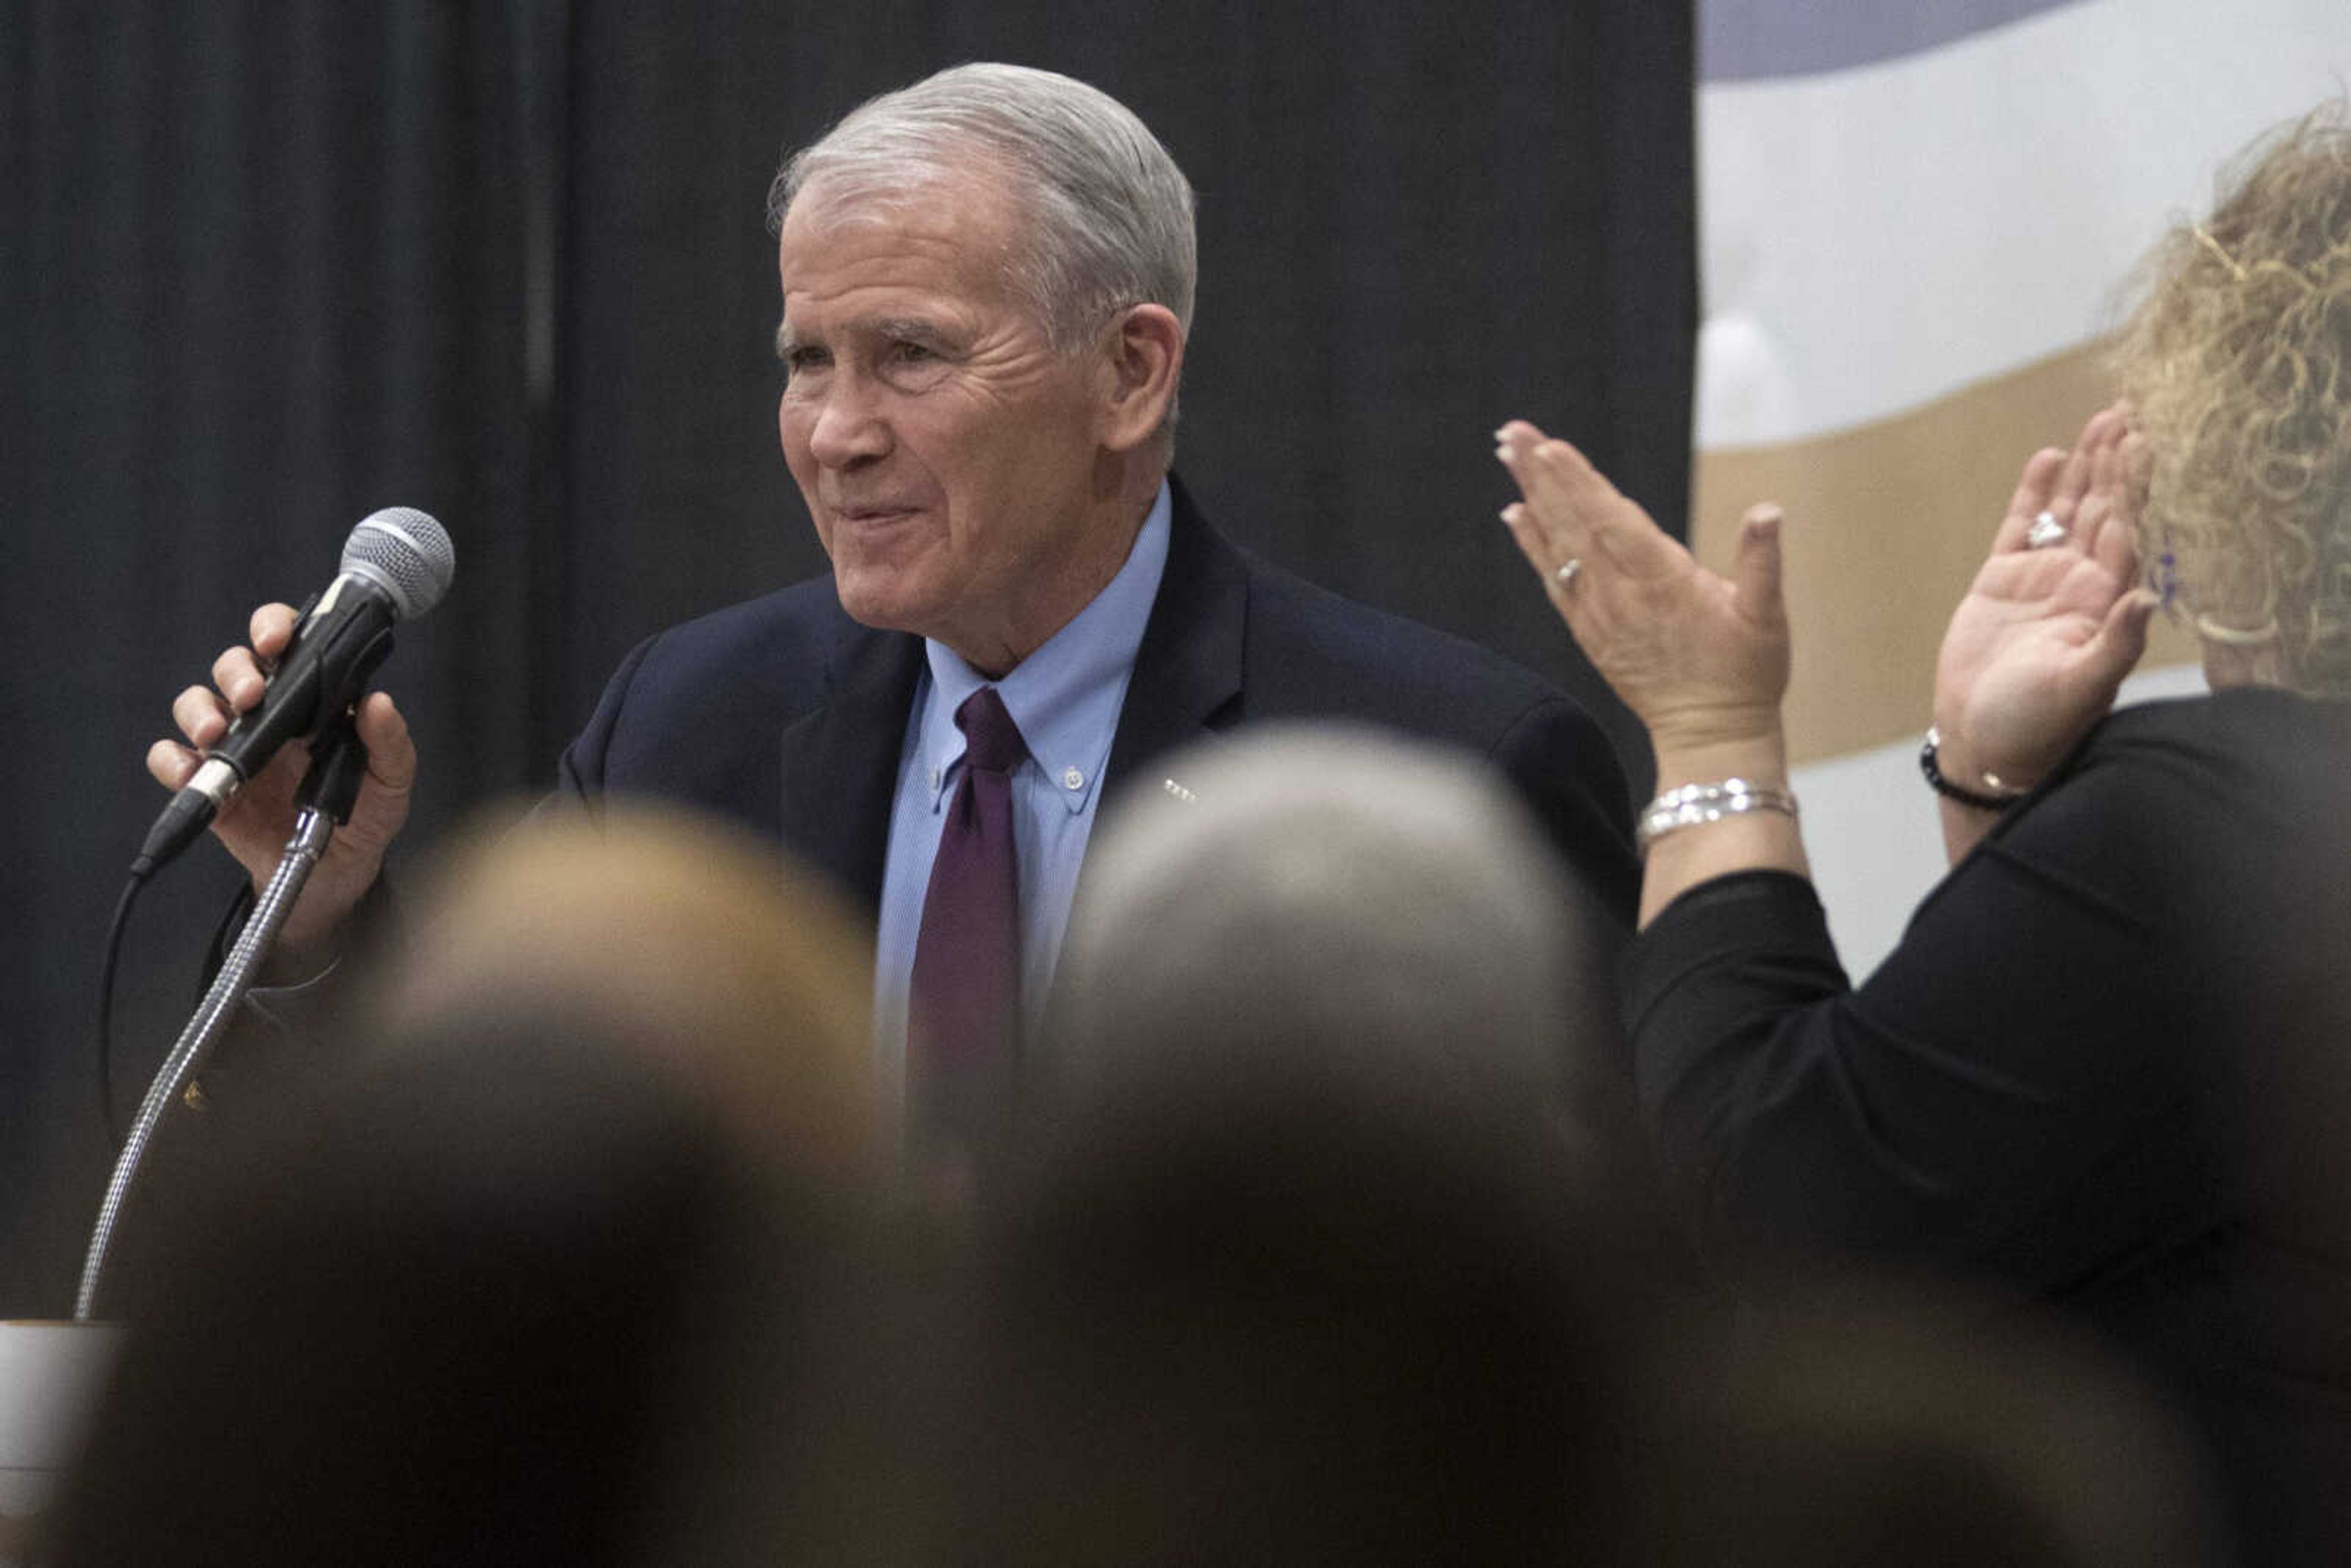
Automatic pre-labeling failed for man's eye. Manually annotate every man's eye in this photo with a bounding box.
[784,348,830,375]
[888,340,937,364]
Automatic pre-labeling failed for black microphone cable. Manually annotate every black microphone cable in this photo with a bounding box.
[97,871,147,1149]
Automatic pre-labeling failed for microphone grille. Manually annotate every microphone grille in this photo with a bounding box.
[342,508,456,621]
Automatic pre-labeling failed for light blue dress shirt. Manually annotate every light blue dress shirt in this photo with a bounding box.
[870,483,1173,1092]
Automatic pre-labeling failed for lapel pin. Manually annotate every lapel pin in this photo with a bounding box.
[1161,777,1198,805]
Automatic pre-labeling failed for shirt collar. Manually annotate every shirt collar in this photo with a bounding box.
[917,481,1173,816]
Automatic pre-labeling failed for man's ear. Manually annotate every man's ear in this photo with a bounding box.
[1097,304,1185,453]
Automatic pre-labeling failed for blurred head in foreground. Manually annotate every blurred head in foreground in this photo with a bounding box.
[2115,100,2351,692]
[923,727,1666,1562]
[1652,1279,2233,1568]
[54,809,879,1567]
[1049,722,1629,1147]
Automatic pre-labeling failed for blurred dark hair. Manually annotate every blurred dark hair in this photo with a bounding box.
[933,1049,1678,1566]
[51,810,882,1567]
[1649,1278,2234,1568]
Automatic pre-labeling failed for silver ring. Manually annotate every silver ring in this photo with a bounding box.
[2026,510,2068,550]
[1554,558,1583,588]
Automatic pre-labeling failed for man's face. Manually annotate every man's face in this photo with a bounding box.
[776,174,1119,673]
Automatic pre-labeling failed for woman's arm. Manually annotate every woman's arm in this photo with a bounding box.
[1493,427,1805,927]
[1491,407,2182,1279]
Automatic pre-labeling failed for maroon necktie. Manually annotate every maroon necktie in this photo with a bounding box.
[908,686,1028,1139]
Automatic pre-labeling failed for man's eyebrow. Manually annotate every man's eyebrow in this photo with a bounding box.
[870,315,953,343]
[774,315,959,360]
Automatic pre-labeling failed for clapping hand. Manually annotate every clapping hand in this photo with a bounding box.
[1495,422,1805,921]
[1930,405,2158,801]
[1494,421,1790,762]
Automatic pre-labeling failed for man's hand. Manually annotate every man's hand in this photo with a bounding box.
[1932,406,2158,802]
[146,602,417,976]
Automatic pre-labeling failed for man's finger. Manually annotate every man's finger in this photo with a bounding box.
[353,692,418,790]
[212,646,269,711]
[146,739,198,790]
[173,684,230,748]
[250,602,302,658]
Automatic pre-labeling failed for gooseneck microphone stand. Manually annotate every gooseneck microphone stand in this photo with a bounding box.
[75,717,370,1322]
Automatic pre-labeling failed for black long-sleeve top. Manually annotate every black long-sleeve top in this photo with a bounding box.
[1625,688,2351,1563]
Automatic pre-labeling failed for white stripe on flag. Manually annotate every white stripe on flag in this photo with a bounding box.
[1697,0,2351,450]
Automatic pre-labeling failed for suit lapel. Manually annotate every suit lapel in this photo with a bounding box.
[776,615,925,915]
[1103,475,1248,800]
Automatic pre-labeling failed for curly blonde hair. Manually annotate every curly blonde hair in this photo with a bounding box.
[2112,102,2351,694]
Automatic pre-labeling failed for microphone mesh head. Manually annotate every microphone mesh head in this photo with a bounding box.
[342,508,456,620]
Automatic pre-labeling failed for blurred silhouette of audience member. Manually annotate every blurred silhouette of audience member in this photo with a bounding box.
[1050,722,1640,1176]
[48,810,886,1567]
[915,727,1675,1563]
[1496,102,2351,1564]
[1649,1279,2232,1568]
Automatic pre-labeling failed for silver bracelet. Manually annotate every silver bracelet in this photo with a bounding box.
[1634,778,1799,853]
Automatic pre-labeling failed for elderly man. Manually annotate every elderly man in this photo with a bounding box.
[156,64,1636,1139]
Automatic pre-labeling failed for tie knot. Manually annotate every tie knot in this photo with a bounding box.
[955,686,1028,775]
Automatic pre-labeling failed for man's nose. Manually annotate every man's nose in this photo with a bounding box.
[805,377,891,468]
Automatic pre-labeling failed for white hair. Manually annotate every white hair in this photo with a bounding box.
[768,62,1197,354]
[1051,725,1599,1106]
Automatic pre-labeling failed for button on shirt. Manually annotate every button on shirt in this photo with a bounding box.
[871,483,1173,1091]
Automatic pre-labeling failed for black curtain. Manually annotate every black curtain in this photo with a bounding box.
[2,1,1693,1314]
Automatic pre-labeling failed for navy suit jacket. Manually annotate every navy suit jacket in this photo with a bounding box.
[553,479,1640,928]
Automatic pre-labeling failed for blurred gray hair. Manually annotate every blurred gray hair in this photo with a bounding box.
[1051,725,1607,1111]
[768,62,1198,354]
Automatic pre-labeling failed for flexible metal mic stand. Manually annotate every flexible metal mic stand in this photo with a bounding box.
[76,718,370,1321]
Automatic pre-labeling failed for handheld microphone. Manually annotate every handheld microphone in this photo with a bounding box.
[135,508,454,877]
